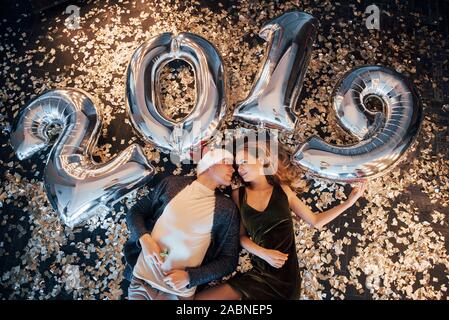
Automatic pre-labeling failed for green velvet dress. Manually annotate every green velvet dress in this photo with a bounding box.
[228,183,300,300]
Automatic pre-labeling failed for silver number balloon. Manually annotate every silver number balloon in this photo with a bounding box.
[293,66,422,181]
[233,11,318,131]
[126,32,228,158]
[10,88,155,227]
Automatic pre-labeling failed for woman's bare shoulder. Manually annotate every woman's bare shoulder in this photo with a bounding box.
[279,183,293,195]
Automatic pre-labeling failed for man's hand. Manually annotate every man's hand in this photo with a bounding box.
[260,248,289,268]
[163,270,190,290]
[139,233,163,266]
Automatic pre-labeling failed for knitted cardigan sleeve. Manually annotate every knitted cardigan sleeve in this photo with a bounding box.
[126,177,169,245]
[185,200,240,288]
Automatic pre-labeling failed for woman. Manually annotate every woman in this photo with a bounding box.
[195,140,367,300]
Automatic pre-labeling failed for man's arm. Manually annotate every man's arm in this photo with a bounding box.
[126,194,153,243]
[184,204,240,288]
[126,177,168,244]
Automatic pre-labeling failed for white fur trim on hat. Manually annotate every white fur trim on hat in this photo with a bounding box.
[197,148,234,176]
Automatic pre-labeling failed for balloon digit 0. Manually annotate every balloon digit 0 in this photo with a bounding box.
[126,32,228,159]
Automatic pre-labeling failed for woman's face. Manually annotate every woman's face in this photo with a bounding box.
[235,149,264,183]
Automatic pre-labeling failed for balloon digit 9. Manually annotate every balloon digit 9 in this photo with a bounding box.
[293,66,423,181]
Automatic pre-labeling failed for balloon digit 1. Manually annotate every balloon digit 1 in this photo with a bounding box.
[126,32,228,159]
[10,88,155,227]
[233,11,318,131]
[293,66,423,181]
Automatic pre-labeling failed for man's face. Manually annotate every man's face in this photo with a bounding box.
[208,158,234,186]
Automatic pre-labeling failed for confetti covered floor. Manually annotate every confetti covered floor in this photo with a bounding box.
[1,0,448,300]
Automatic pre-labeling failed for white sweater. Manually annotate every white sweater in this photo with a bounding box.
[133,180,216,297]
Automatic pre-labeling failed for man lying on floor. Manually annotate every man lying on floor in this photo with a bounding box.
[123,148,240,300]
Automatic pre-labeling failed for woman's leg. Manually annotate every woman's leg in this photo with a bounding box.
[194,284,242,300]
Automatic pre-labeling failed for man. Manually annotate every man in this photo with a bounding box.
[123,148,240,300]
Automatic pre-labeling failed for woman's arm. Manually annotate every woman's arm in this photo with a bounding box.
[239,223,263,256]
[232,189,266,257]
[281,182,367,229]
[240,222,288,268]
[233,188,288,268]
[232,189,271,257]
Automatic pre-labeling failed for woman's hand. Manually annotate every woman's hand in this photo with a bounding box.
[139,233,163,266]
[260,248,289,268]
[347,181,368,204]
